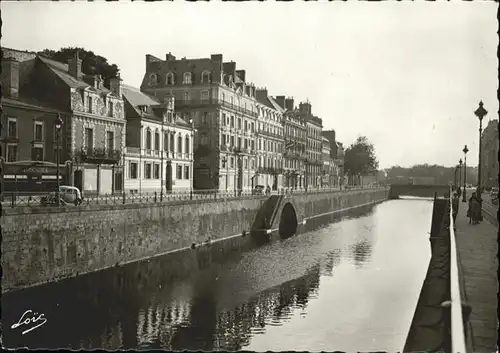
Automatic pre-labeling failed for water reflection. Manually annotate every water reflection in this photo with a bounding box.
[3,200,432,351]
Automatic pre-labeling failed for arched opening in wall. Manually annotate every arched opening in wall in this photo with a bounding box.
[279,202,298,239]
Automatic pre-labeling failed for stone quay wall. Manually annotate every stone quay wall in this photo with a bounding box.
[1,188,388,292]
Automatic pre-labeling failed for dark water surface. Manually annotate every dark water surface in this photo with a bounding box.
[2,199,432,351]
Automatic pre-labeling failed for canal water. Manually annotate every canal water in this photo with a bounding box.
[2,199,432,351]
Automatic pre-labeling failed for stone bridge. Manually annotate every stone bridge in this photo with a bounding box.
[388,184,450,200]
[250,188,388,242]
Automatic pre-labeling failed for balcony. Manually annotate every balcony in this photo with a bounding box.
[75,147,122,165]
[173,98,258,118]
[257,167,284,175]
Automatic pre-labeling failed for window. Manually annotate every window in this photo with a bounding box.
[170,133,175,151]
[166,73,174,85]
[87,96,93,113]
[184,166,189,179]
[32,147,44,161]
[185,136,190,154]
[244,139,248,149]
[34,121,43,142]
[109,101,114,117]
[238,137,242,148]
[201,71,211,83]
[200,133,209,146]
[149,74,158,86]
[154,131,160,150]
[177,135,183,154]
[201,91,209,103]
[222,113,226,126]
[184,91,189,102]
[106,131,114,153]
[202,112,208,124]
[145,163,152,179]
[177,165,182,179]
[230,116,234,128]
[164,133,169,151]
[183,72,192,85]
[221,134,226,146]
[244,121,247,131]
[154,164,160,179]
[146,129,152,150]
[237,118,241,130]
[230,136,234,147]
[230,157,234,168]
[7,145,17,162]
[244,158,248,169]
[129,162,138,179]
[85,128,94,152]
[8,118,17,138]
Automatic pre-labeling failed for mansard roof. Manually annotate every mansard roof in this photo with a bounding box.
[38,55,114,96]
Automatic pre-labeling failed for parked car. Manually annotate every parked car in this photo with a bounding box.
[253,185,265,195]
[41,186,83,206]
[490,187,498,198]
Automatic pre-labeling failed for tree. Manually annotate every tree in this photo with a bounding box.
[344,136,379,177]
[37,47,120,88]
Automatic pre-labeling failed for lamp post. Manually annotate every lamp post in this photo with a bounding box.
[462,145,468,202]
[474,101,487,195]
[55,114,63,206]
[222,156,228,190]
[454,164,459,191]
[458,159,462,192]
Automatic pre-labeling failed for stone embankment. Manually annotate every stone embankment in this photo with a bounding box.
[1,188,388,293]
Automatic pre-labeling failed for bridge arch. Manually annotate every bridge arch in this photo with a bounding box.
[279,202,298,239]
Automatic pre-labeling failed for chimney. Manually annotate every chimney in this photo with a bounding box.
[255,88,268,101]
[236,70,246,82]
[1,57,20,98]
[211,54,223,62]
[285,97,294,111]
[275,96,286,109]
[145,54,162,71]
[165,52,176,61]
[110,74,122,96]
[92,74,103,89]
[68,51,82,79]
[299,102,312,115]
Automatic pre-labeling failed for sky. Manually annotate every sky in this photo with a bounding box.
[1,1,498,169]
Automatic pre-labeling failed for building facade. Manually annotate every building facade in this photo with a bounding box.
[481,119,499,189]
[140,53,258,192]
[275,97,307,189]
[2,48,126,196]
[321,136,337,187]
[122,84,194,194]
[255,89,285,190]
[296,102,323,189]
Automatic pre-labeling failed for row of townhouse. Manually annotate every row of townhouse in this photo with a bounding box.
[1,48,345,195]
[1,48,193,196]
[139,52,345,192]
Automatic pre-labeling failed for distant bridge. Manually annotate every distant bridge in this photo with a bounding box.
[388,184,450,200]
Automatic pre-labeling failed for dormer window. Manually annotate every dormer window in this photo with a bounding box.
[183,72,192,85]
[201,71,211,84]
[166,72,174,85]
[149,73,158,86]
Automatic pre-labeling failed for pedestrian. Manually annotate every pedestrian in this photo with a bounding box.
[468,192,481,225]
[452,192,459,223]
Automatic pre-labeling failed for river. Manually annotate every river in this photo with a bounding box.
[2,198,433,351]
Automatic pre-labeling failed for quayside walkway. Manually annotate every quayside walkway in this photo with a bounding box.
[455,202,498,352]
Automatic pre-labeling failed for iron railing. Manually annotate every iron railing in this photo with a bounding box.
[2,185,386,209]
[448,189,469,353]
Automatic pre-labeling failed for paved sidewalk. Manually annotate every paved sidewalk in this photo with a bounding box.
[454,202,498,352]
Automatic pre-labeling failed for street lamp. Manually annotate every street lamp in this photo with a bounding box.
[221,156,228,190]
[462,145,468,202]
[474,101,487,195]
[458,158,462,192]
[55,114,63,206]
